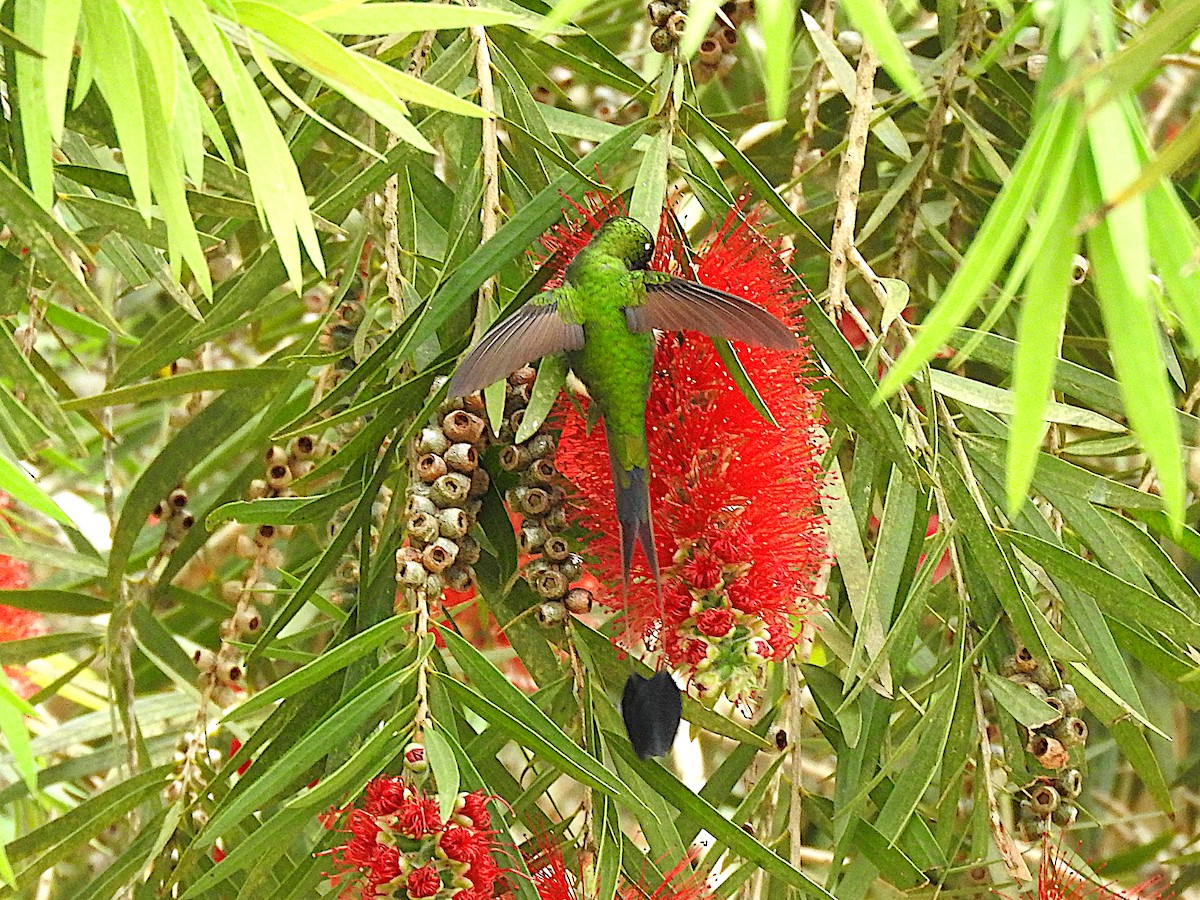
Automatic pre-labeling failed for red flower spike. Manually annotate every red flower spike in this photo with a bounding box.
[551,198,827,698]
[1039,833,1170,900]
[0,495,46,698]
[321,777,499,900]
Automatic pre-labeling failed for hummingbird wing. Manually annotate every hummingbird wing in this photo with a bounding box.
[627,274,798,350]
[447,291,584,397]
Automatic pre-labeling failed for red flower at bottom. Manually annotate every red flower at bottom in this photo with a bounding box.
[407,865,442,899]
[0,505,45,699]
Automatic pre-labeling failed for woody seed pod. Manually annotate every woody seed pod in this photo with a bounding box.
[265,446,288,468]
[1070,255,1089,285]
[1053,716,1088,748]
[442,410,486,444]
[247,479,269,500]
[169,488,189,509]
[468,468,490,498]
[1027,783,1060,816]
[647,0,674,25]
[542,535,571,562]
[399,560,428,586]
[698,37,723,65]
[457,535,481,566]
[716,26,737,49]
[650,26,675,53]
[1013,645,1038,673]
[431,472,472,507]
[536,601,567,627]
[437,507,470,539]
[462,392,487,415]
[519,525,551,554]
[1052,684,1081,713]
[559,554,583,582]
[422,537,460,573]
[532,566,569,600]
[416,453,448,482]
[1028,733,1070,769]
[665,10,686,38]
[444,443,479,473]
[1056,769,1083,800]
[266,463,293,489]
[500,445,531,472]
[416,427,451,456]
[526,458,557,484]
[445,565,473,592]
[406,493,439,518]
[510,366,537,386]
[527,434,556,460]
[520,486,553,516]
[1053,802,1078,826]
[290,435,317,459]
[407,511,440,544]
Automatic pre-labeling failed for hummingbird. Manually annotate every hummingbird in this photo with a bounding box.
[448,215,798,595]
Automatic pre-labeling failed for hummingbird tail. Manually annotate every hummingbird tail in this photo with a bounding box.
[610,461,663,600]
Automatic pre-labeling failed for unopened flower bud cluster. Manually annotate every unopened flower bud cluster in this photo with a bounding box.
[996,645,1087,840]
[396,380,491,609]
[497,367,592,628]
[672,540,774,701]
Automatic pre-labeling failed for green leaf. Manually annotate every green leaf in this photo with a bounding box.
[608,737,836,900]
[515,354,567,443]
[204,486,360,530]
[712,338,778,427]
[0,452,75,527]
[982,671,1062,729]
[837,0,923,99]
[878,100,1079,399]
[223,616,415,723]
[628,123,671,235]
[1008,532,1200,647]
[424,727,461,821]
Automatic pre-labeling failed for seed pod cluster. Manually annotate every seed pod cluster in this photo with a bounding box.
[396,380,491,608]
[1000,645,1088,839]
[154,486,196,556]
[647,0,688,54]
[691,1,753,83]
[496,367,593,627]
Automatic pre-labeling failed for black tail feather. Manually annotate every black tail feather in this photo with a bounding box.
[608,456,661,595]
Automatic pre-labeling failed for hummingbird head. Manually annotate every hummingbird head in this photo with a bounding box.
[591,217,655,270]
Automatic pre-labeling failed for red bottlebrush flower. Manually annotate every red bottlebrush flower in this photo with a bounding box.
[525,834,711,900]
[1039,832,1170,900]
[456,790,492,830]
[551,197,827,698]
[212,845,226,863]
[322,777,498,900]
[0,496,46,698]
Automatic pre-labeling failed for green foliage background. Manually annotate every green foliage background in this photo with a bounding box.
[0,0,1199,896]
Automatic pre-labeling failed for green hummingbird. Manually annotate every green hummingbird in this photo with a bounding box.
[448,216,797,594]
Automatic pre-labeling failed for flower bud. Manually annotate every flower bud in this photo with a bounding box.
[564,588,593,614]
[836,30,862,56]
[221,580,244,603]
[235,534,259,559]
[403,743,428,772]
